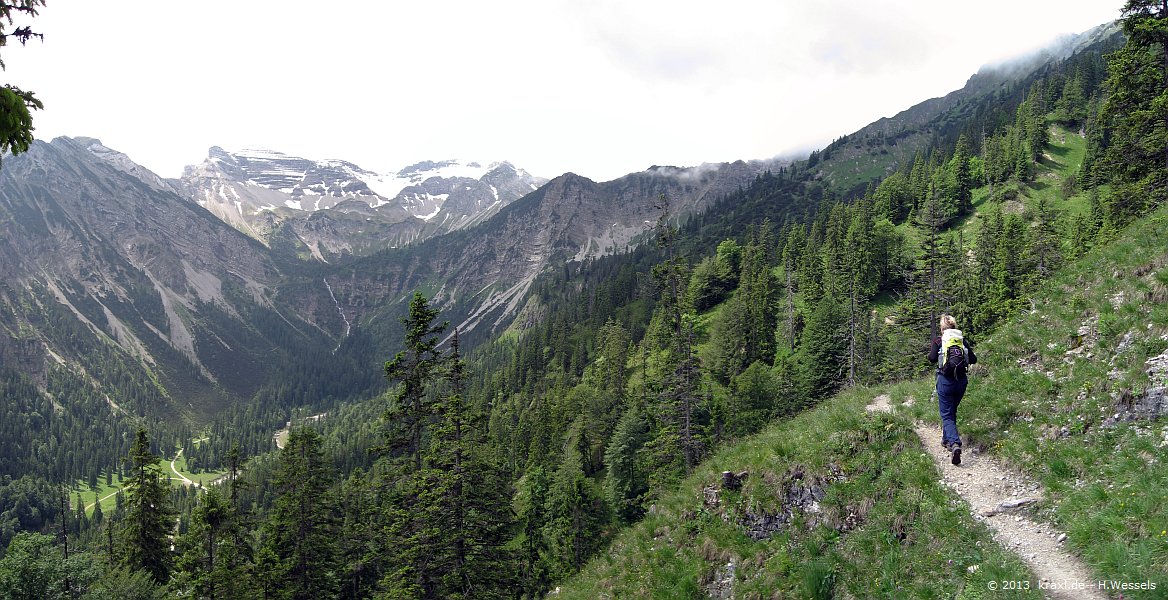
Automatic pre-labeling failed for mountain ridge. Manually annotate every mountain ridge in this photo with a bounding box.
[176,148,547,260]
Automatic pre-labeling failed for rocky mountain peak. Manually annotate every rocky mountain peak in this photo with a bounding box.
[175,149,547,260]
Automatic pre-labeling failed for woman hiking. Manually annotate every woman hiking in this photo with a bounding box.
[928,315,977,465]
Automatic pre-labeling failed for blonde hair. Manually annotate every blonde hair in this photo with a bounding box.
[939,314,957,332]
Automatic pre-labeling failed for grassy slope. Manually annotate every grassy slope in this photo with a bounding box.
[560,383,1039,599]
[558,128,1167,597]
[905,206,1168,590]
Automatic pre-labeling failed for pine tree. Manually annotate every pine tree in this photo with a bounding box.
[543,439,605,580]
[261,427,340,599]
[119,427,175,584]
[604,403,649,524]
[424,330,517,599]
[514,466,551,599]
[383,292,448,472]
[1100,0,1168,221]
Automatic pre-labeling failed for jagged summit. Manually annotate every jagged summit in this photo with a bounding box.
[177,148,546,259]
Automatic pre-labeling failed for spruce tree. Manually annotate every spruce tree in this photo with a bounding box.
[175,487,257,599]
[738,222,779,367]
[543,439,605,580]
[844,199,878,385]
[261,427,340,599]
[119,427,175,584]
[797,294,848,402]
[425,330,517,599]
[1100,0,1168,221]
[604,403,649,524]
[383,292,448,472]
[952,134,974,214]
[514,466,551,599]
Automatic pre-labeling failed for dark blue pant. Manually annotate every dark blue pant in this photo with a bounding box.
[936,374,968,447]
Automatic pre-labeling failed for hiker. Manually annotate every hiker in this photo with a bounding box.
[928,314,976,465]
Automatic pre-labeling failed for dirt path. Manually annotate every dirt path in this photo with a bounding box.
[170,447,194,486]
[867,394,1107,599]
[85,489,120,511]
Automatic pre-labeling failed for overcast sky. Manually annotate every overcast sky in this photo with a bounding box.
[5,1,1124,182]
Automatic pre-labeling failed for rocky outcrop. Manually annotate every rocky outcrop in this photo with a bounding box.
[701,464,846,542]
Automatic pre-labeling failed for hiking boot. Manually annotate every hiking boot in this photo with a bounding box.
[951,444,962,466]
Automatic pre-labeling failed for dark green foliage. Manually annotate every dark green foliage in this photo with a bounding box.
[514,467,552,598]
[686,240,741,312]
[724,361,782,439]
[413,332,517,599]
[0,532,98,600]
[798,294,849,401]
[261,427,340,599]
[708,224,784,381]
[649,320,707,482]
[82,565,169,600]
[174,486,257,599]
[1097,1,1168,223]
[0,475,62,552]
[119,428,174,585]
[604,404,650,524]
[383,292,448,472]
[0,0,45,163]
[543,439,606,580]
[375,315,520,599]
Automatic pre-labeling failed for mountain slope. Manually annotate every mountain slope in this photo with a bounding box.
[810,21,1122,195]
[556,159,1168,600]
[0,136,342,421]
[325,159,775,342]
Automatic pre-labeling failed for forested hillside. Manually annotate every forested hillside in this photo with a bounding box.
[3,5,1168,599]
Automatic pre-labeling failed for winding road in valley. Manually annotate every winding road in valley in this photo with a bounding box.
[83,447,198,511]
[169,447,194,485]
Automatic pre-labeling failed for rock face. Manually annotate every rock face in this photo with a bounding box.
[0,137,340,417]
[324,160,777,338]
[176,149,546,259]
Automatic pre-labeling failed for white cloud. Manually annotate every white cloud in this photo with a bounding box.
[4,0,1124,182]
